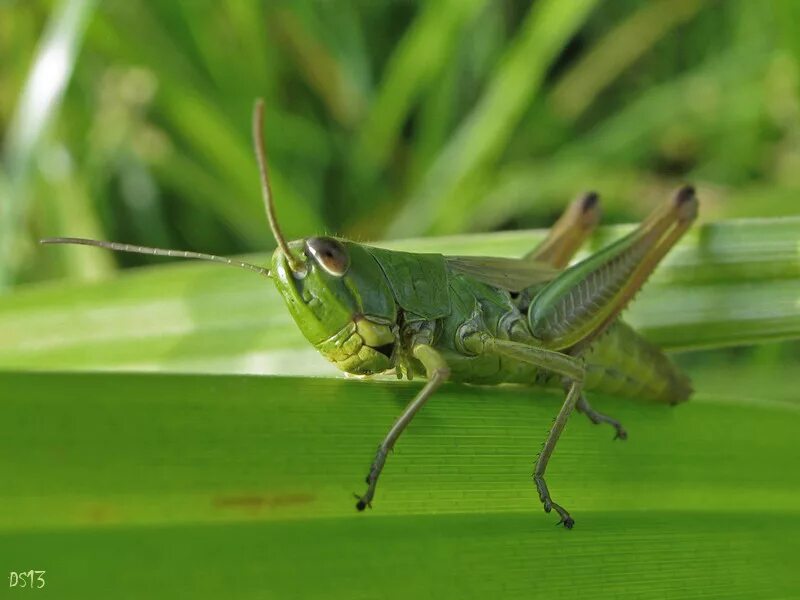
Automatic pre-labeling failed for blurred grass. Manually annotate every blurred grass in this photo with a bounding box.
[2,0,800,289]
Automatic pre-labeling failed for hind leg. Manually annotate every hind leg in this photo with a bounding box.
[529,186,699,352]
[576,394,627,440]
[524,192,601,268]
[468,334,585,528]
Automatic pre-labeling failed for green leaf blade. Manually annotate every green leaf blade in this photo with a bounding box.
[1,370,798,598]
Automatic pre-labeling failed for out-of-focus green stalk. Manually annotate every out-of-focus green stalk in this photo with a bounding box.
[352,0,486,177]
[549,0,706,121]
[1,0,96,290]
[388,0,599,238]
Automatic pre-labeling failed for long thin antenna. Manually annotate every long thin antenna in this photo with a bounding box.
[40,237,270,277]
[251,98,305,274]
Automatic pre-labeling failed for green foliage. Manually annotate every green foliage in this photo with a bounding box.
[0,219,798,597]
[2,2,800,597]
[2,0,800,288]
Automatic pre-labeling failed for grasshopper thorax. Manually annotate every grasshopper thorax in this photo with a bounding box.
[271,237,399,375]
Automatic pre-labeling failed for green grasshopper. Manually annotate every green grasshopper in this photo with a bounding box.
[42,99,696,528]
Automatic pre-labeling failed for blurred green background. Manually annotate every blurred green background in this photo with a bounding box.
[2,0,799,289]
[1,1,800,598]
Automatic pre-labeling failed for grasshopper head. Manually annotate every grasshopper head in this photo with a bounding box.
[252,100,398,375]
[270,237,398,375]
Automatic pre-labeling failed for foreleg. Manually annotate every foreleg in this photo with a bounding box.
[355,344,450,511]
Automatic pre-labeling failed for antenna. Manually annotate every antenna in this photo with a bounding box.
[252,98,305,274]
[40,237,270,277]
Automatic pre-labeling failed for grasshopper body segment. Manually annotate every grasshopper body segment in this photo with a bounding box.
[364,247,451,321]
[269,220,692,406]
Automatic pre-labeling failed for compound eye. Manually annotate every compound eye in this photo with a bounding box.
[305,237,350,276]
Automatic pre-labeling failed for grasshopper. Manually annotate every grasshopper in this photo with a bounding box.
[42,99,696,528]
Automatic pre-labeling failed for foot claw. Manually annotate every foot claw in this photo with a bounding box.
[544,498,574,529]
[353,493,371,511]
[559,516,575,529]
[578,397,627,441]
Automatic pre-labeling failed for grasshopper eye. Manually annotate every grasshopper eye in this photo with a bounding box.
[305,237,350,276]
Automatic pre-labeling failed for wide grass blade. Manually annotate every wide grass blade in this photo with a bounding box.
[0,369,798,598]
